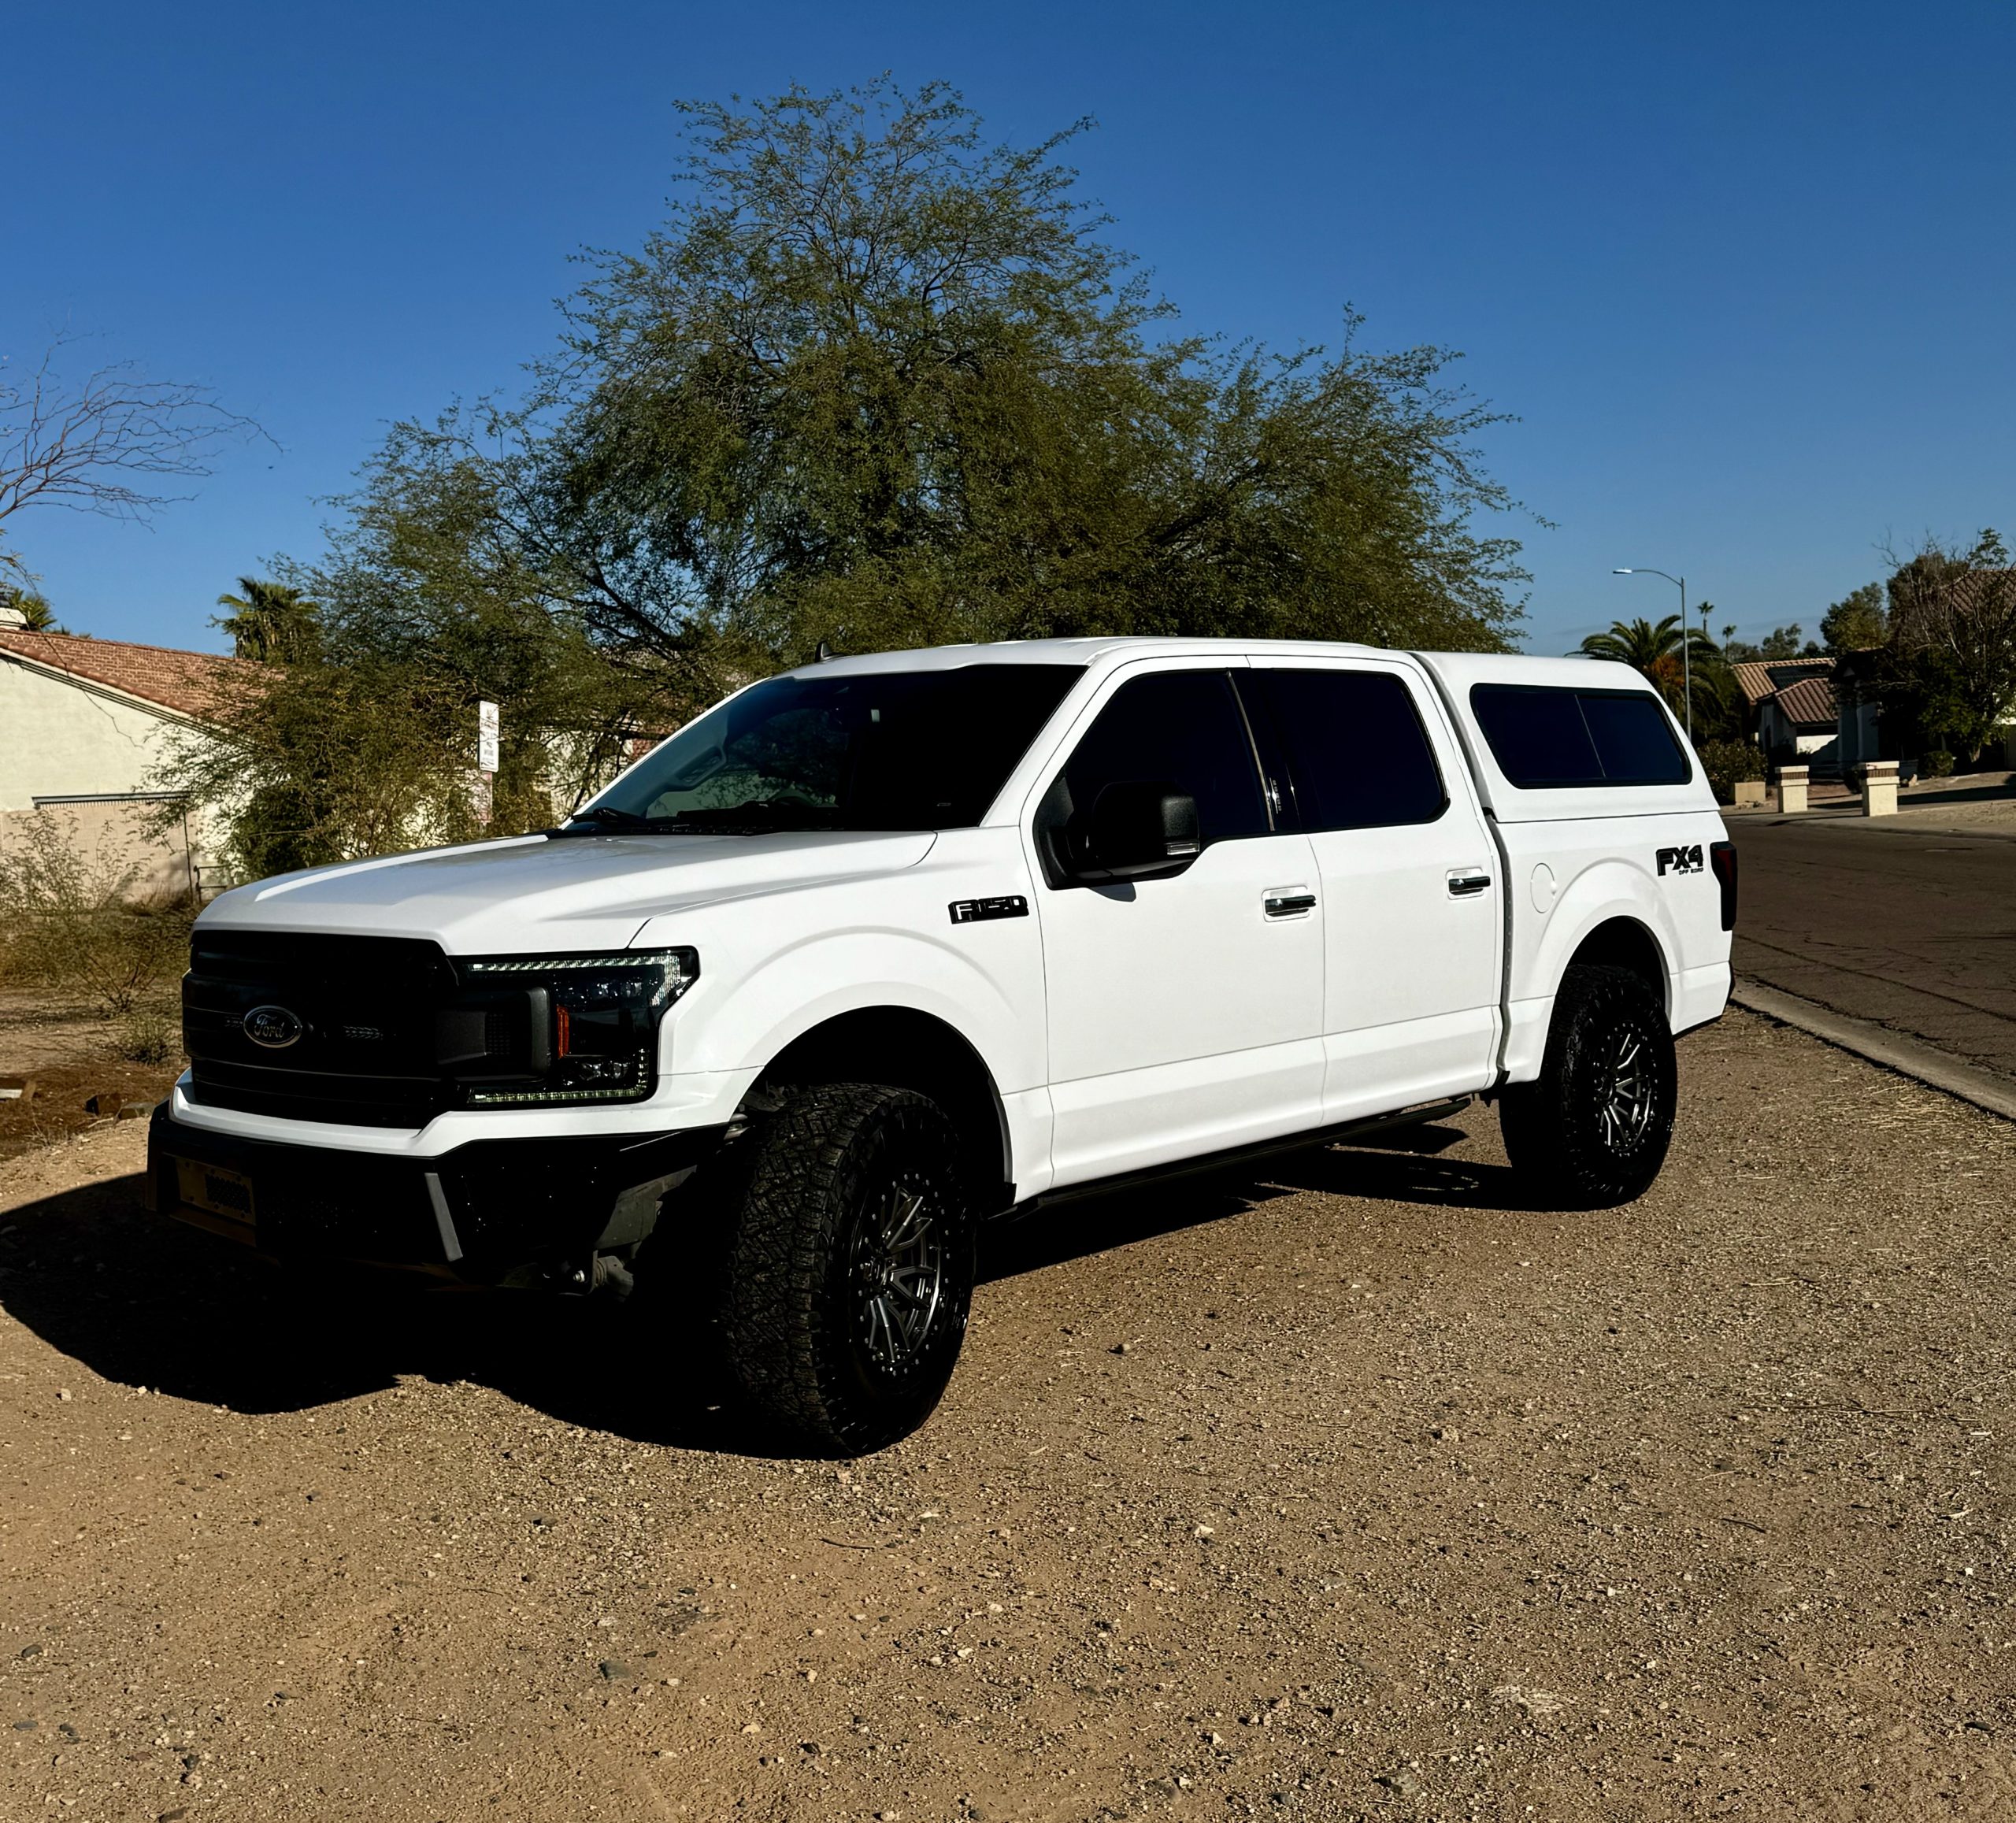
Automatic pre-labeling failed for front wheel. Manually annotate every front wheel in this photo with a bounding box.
[721,1083,976,1455]
[1499,964,1677,1208]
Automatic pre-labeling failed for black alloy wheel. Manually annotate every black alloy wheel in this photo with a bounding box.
[722,1083,976,1454]
[1499,963,1678,1208]
[848,1169,950,1380]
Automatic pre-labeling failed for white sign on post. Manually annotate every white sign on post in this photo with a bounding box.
[477,699,500,775]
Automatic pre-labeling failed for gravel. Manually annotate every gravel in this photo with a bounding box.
[0,1010,2010,1821]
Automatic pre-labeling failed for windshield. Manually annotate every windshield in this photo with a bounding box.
[574,663,1084,834]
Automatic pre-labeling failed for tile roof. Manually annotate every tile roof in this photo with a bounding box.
[1730,657,1833,706]
[0,628,253,721]
[1729,661,1778,706]
[1772,673,1838,728]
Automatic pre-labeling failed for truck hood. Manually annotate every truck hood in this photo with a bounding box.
[198,829,940,954]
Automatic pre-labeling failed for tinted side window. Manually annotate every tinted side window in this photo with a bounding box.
[1579,692,1692,784]
[1470,685,1690,788]
[1060,670,1269,845]
[1257,669,1447,830]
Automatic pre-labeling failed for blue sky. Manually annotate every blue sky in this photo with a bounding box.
[6,0,2014,657]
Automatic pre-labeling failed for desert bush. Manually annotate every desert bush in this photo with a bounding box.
[1697,738,1766,805]
[117,1006,177,1065]
[1920,749,1955,778]
[0,811,194,1015]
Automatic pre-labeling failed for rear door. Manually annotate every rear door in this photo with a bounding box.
[1243,658,1501,1121]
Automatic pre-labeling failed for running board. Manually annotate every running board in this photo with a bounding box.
[1014,1095,1474,1215]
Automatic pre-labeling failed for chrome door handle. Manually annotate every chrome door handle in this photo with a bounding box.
[1265,892,1317,918]
[1447,870,1492,898]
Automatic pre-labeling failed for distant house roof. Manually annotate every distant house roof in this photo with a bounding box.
[0,628,253,721]
[1731,657,1832,707]
[1772,672,1838,729]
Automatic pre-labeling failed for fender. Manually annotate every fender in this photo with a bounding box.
[639,910,1049,1188]
[676,928,1032,1084]
[1502,857,1681,1082]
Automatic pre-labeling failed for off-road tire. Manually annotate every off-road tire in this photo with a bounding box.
[721,1083,976,1455]
[1499,963,1677,1209]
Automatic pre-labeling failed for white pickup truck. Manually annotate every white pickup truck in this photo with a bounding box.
[150,639,1735,1451]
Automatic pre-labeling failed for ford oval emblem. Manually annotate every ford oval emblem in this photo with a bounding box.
[243,1004,305,1050]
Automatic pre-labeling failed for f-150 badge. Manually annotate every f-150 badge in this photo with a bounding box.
[1656,844,1704,876]
[949,895,1029,924]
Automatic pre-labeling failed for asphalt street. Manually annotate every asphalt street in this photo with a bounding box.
[1730,813,2016,1082]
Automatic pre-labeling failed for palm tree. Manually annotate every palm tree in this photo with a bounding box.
[1573,615,1718,711]
[0,584,58,630]
[216,577,319,662]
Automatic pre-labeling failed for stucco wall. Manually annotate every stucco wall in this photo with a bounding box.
[0,654,190,812]
[0,798,227,902]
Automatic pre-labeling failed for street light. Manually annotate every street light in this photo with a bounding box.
[1612,567,1696,746]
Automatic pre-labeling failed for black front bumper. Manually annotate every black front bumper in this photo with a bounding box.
[146,1102,728,1284]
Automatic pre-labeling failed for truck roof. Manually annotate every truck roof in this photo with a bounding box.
[784,637,1637,680]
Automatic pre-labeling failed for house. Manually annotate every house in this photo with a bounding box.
[0,614,251,897]
[1731,658,1840,775]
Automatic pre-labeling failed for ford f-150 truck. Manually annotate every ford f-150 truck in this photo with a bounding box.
[149,639,1736,1451]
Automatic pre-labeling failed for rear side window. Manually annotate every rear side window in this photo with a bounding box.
[1059,670,1269,845]
[1469,684,1691,788]
[1253,669,1447,830]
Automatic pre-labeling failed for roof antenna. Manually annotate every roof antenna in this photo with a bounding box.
[815,640,832,663]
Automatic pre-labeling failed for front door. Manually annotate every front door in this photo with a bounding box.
[1030,664,1325,1188]
[1244,660,1502,1121]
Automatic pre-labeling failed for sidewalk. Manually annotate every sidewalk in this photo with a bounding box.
[1722,768,2016,840]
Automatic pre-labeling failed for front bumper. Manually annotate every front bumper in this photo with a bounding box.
[144,1102,728,1284]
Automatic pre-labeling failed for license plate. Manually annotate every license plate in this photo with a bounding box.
[174,1158,257,1226]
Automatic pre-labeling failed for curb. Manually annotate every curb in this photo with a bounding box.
[1730,979,2016,1123]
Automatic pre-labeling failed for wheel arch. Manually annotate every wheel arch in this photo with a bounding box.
[747,1006,1014,1210]
[1564,915,1670,1013]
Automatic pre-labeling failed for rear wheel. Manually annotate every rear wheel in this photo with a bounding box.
[1499,963,1677,1208]
[721,1083,976,1455]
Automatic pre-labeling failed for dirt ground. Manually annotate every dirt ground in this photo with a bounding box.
[0,987,183,1167]
[1,1010,2012,1822]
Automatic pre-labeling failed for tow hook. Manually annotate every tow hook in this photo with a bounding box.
[588,1252,636,1300]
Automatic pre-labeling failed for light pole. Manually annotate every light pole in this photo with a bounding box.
[1613,567,1694,745]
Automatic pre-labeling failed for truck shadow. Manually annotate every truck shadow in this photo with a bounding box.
[0,1169,752,1453]
[980,1125,1540,1280]
[2,1133,1532,1455]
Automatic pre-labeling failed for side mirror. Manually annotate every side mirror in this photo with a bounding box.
[1069,780,1202,882]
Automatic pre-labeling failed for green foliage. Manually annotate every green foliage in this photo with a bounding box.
[1855,531,2016,763]
[165,440,665,873]
[1820,582,1885,653]
[1723,624,1818,661]
[166,80,1536,874]
[1696,738,1766,805]
[432,79,1529,686]
[1701,738,1766,802]
[1919,748,1955,778]
[0,812,193,1015]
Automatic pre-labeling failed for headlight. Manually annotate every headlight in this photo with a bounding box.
[435,948,698,1108]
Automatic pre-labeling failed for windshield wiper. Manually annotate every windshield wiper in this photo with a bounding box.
[549,806,691,837]
[550,800,840,838]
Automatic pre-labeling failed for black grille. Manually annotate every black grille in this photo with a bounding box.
[183,931,460,1128]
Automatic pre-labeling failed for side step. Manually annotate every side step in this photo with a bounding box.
[1015,1095,1473,1215]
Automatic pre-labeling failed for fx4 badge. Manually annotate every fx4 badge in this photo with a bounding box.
[1656,843,1705,876]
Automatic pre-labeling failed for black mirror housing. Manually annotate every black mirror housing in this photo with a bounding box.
[1069,780,1202,881]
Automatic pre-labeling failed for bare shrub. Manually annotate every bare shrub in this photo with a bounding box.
[0,810,192,1015]
[116,1006,177,1065]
